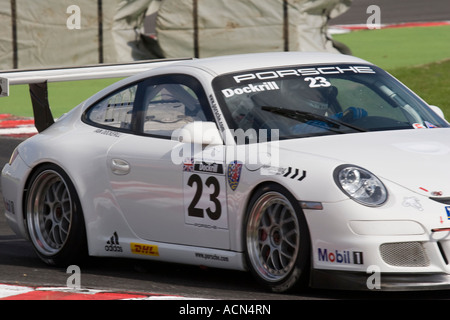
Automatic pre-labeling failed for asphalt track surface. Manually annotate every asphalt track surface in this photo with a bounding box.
[1,0,450,303]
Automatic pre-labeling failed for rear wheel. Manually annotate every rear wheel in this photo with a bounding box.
[244,184,311,292]
[25,164,87,266]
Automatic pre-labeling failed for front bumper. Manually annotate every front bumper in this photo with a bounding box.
[311,269,450,291]
[304,179,450,291]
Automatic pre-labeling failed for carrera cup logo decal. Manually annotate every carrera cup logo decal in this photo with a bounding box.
[227,161,243,191]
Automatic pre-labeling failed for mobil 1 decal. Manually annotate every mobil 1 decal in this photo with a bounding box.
[183,157,228,230]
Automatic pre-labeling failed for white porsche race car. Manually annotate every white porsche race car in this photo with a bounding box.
[2,52,450,292]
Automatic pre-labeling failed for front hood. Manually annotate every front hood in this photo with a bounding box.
[277,128,450,197]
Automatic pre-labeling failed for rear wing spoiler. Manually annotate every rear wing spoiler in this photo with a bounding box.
[0,58,190,132]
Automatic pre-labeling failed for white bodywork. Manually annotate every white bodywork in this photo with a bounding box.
[3,52,450,291]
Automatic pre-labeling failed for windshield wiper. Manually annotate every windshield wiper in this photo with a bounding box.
[261,106,368,133]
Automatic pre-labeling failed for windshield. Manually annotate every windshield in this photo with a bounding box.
[212,64,448,141]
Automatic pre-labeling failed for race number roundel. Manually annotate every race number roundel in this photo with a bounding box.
[183,158,228,230]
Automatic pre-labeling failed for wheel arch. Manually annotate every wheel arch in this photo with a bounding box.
[241,180,304,246]
[240,180,313,292]
[21,161,88,244]
[23,162,72,217]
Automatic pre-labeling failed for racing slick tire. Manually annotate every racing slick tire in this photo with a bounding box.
[244,184,311,293]
[25,164,88,267]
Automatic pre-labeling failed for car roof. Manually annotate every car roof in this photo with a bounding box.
[84,52,373,106]
[165,51,373,76]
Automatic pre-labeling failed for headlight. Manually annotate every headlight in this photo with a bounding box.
[334,165,387,207]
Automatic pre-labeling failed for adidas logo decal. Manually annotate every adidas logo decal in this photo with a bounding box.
[105,232,123,252]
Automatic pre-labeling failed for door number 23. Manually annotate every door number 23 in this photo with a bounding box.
[187,174,222,220]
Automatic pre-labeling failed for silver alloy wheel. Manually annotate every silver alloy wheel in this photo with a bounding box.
[246,192,300,282]
[26,170,73,256]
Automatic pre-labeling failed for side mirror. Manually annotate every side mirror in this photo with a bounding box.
[172,121,223,145]
[430,105,447,121]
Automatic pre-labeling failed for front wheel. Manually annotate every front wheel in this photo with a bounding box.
[25,164,87,266]
[244,184,311,292]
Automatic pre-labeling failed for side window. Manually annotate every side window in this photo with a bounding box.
[86,83,138,130]
[142,82,209,138]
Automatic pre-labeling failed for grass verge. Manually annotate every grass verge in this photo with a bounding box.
[334,25,450,116]
[333,25,450,70]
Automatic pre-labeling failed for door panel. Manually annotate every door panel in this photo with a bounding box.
[91,73,230,249]
[107,135,229,249]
